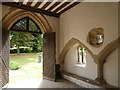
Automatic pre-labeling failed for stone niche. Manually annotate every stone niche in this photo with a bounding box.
[87,28,104,47]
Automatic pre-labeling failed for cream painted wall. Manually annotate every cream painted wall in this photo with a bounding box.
[104,47,119,87]
[59,2,118,55]
[64,44,97,80]
[2,5,10,19]
[59,2,118,87]
[0,4,2,20]
[44,15,59,33]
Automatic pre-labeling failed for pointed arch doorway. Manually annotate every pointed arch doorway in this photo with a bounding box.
[1,9,56,88]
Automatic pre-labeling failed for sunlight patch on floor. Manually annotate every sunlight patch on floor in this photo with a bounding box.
[8,78,43,88]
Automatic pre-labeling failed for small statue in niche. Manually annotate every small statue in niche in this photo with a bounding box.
[87,27,104,47]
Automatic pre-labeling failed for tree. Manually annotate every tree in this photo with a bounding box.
[10,17,42,53]
[36,34,43,52]
[10,31,36,54]
[32,34,43,52]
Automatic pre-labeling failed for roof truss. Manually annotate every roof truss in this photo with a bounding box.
[1,0,81,18]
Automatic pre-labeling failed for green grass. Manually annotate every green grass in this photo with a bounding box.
[9,61,20,70]
[9,53,43,84]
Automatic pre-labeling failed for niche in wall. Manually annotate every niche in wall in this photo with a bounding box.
[87,28,104,47]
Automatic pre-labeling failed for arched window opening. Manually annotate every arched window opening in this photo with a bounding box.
[10,17,42,34]
[77,46,86,67]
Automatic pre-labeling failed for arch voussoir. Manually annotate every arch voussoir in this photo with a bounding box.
[2,9,52,34]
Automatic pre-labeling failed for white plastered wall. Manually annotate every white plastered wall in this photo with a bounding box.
[104,47,119,87]
[59,2,118,87]
[64,45,97,80]
[2,5,10,19]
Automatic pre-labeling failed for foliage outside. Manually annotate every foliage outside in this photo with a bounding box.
[10,17,43,53]
[10,31,43,53]
[9,61,20,70]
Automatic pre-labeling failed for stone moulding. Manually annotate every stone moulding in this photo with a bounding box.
[62,72,117,88]
[59,37,120,86]
[2,8,52,34]
[59,38,94,65]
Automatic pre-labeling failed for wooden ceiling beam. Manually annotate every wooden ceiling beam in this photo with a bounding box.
[53,1,71,13]
[11,29,42,34]
[26,2,33,6]
[26,0,34,6]
[2,2,60,18]
[34,2,42,8]
[58,2,80,14]
[47,2,61,11]
[18,0,24,4]
[41,2,51,10]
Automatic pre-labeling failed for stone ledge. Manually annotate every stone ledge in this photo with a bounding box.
[62,72,117,89]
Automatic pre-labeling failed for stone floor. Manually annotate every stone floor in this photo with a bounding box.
[7,78,83,88]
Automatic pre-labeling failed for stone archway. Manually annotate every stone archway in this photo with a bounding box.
[59,37,120,85]
[1,8,56,88]
[59,38,94,65]
[59,37,120,65]
[2,8,52,33]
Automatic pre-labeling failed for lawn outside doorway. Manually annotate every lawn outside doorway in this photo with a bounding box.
[9,53,43,85]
